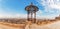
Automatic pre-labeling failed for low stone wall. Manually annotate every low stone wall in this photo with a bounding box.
[0,22,27,29]
[25,21,60,29]
[0,20,60,29]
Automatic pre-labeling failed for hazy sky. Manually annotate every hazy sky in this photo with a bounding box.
[0,0,60,19]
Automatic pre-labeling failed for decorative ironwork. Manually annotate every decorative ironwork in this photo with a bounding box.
[25,2,39,23]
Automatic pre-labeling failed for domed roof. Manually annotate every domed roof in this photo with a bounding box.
[25,3,39,12]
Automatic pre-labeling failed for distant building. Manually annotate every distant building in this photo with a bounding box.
[55,15,60,19]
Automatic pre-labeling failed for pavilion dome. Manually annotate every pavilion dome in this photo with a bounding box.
[25,3,39,12]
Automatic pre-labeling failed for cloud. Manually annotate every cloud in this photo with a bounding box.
[37,10,43,14]
[0,0,60,19]
[0,14,27,18]
[15,14,27,18]
[35,0,60,19]
[36,0,60,10]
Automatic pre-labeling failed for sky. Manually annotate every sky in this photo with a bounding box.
[0,0,60,19]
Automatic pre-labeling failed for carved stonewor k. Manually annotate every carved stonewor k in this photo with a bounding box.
[25,2,39,23]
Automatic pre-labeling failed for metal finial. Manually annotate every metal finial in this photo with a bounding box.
[30,2,33,5]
